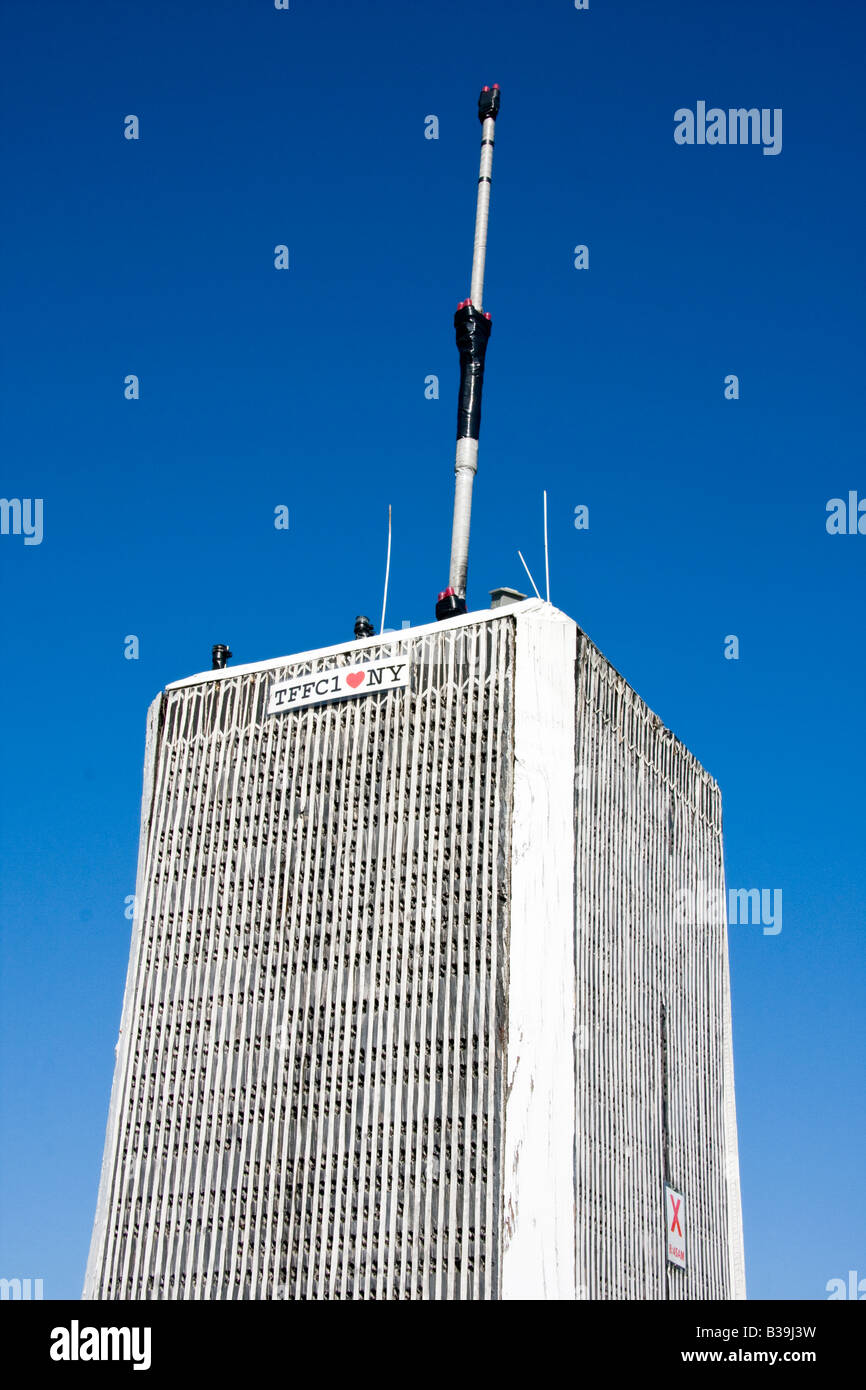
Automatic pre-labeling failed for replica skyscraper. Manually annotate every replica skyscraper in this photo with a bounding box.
[85,87,745,1301]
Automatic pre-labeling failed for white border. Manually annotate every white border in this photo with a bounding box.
[501,605,578,1299]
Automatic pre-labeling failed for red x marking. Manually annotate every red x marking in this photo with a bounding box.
[670,1196,682,1237]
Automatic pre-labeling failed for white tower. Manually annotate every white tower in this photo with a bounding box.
[85,84,744,1301]
[85,599,745,1299]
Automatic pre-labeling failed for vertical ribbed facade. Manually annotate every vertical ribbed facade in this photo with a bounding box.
[85,601,745,1299]
[574,634,745,1299]
[86,620,514,1299]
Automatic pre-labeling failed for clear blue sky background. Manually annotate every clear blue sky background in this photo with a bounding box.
[1,0,863,1300]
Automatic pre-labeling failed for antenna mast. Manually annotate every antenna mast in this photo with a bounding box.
[436,83,501,621]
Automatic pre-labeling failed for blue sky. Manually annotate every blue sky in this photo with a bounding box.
[1,0,863,1299]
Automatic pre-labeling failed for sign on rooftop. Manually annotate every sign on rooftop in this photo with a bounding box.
[267,656,410,715]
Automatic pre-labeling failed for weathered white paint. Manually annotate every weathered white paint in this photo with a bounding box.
[573,633,745,1299]
[85,602,746,1300]
[85,615,516,1299]
[502,605,577,1299]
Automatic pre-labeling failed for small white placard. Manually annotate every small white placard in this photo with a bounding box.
[665,1184,686,1268]
[267,656,410,715]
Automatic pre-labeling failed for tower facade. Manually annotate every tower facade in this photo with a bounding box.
[85,599,745,1299]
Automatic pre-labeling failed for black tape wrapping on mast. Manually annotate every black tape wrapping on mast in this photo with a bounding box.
[454,304,491,441]
[478,86,501,123]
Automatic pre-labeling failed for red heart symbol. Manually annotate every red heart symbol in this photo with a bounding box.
[346,671,365,689]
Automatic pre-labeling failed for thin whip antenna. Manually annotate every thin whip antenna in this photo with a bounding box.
[517,549,541,601]
[543,490,550,603]
[380,504,392,635]
[437,83,501,622]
